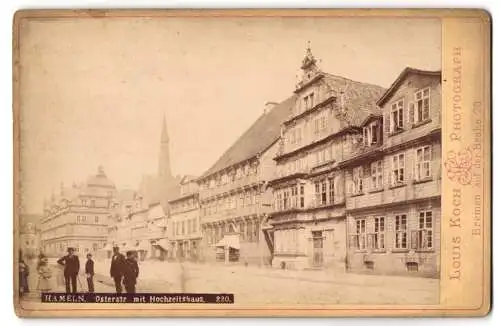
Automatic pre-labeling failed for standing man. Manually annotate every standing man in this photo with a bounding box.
[57,247,80,293]
[85,253,95,293]
[110,246,125,294]
[123,251,139,294]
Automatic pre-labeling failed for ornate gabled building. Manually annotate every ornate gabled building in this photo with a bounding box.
[197,97,296,265]
[40,166,117,257]
[267,46,386,270]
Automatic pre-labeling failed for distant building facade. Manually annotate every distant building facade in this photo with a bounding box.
[198,98,295,265]
[168,176,201,261]
[268,47,386,270]
[103,116,179,260]
[344,68,442,277]
[20,214,41,258]
[40,166,116,257]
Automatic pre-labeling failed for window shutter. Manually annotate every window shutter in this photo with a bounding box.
[383,113,390,134]
[408,102,415,125]
[410,230,418,249]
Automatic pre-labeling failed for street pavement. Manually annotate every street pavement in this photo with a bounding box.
[94,260,438,305]
[20,259,439,305]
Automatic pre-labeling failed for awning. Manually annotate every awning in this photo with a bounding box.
[214,234,240,250]
[153,239,170,250]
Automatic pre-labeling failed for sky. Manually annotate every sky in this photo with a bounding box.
[18,16,441,214]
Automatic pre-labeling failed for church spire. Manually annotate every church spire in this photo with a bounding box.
[160,112,169,144]
[158,113,173,179]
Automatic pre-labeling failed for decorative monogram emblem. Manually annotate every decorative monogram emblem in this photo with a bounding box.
[444,148,473,185]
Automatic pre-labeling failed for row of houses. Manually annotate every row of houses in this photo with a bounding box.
[39,47,441,278]
[172,47,442,277]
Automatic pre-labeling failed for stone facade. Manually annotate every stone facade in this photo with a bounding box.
[40,166,116,257]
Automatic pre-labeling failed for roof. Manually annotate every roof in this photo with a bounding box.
[180,175,198,185]
[86,166,116,189]
[322,73,386,128]
[376,67,442,106]
[200,95,297,179]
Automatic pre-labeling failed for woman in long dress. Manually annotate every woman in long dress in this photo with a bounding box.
[37,257,53,292]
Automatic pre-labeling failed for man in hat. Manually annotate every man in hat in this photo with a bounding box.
[57,247,80,293]
[123,250,139,294]
[109,246,125,294]
[85,253,95,293]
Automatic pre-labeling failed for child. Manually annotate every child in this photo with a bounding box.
[85,253,95,293]
[37,257,53,292]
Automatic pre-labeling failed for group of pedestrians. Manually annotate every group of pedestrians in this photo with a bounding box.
[110,246,140,294]
[19,246,140,296]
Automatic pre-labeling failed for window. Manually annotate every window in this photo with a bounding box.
[291,186,298,208]
[371,161,383,190]
[356,219,366,250]
[182,221,186,235]
[363,121,380,146]
[95,216,99,224]
[321,180,327,205]
[304,93,314,110]
[82,215,87,223]
[77,215,81,223]
[353,166,364,194]
[395,214,408,249]
[90,200,95,207]
[413,88,431,123]
[415,146,432,181]
[314,119,320,134]
[373,217,385,250]
[391,153,405,185]
[314,181,321,206]
[81,199,87,207]
[417,210,433,249]
[299,185,305,208]
[276,192,283,211]
[390,99,404,132]
[283,189,289,210]
[329,178,335,204]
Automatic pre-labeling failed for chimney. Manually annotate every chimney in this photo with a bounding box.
[264,101,278,114]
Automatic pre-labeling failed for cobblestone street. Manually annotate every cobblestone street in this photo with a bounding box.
[92,260,439,305]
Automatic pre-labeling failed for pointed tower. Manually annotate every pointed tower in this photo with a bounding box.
[158,113,173,180]
[296,41,322,91]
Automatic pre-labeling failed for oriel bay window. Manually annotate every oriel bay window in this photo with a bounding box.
[275,184,305,211]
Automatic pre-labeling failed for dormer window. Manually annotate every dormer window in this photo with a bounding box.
[363,121,380,146]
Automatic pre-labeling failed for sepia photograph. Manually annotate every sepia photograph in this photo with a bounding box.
[13,9,490,317]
